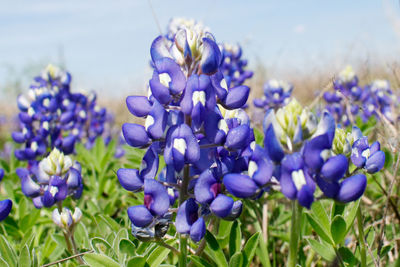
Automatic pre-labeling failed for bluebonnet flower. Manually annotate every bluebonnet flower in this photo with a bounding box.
[52,207,82,229]
[219,43,253,87]
[119,23,253,242]
[0,169,12,221]
[351,137,385,174]
[322,66,398,125]
[17,148,83,208]
[254,80,293,110]
[12,64,108,160]
[226,97,383,209]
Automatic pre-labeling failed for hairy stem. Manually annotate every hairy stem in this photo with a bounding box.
[357,206,367,267]
[288,201,302,267]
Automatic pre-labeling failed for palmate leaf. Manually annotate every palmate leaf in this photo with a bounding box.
[0,235,17,267]
[242,232,260,267]
[305,238,335,262]
[330,215,346,245]
[305,213,333,245]
[18,245,30,267]
[146,239,176,267]
[204,230,228,267]
[84,253,120,267]
[229,221,241,257]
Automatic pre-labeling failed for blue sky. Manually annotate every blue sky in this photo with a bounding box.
[1,0,399,97]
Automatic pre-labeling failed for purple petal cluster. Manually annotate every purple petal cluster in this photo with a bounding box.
[323,66,398,126]
[0,169,12,221]
[12,65,108,160]
[16,149,83,209]
[254,80,293,110]
[226,98,384,209]
[119,26,253,242]
[219,43,253,87]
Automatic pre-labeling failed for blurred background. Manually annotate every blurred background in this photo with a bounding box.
[1,0,400,121]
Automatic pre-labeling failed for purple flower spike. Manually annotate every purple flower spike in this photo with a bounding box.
[122,123,150,148]
[194,169,220,204]
[190,217,206,242]
[210,194,234,218]
[126,96,152,117]
[297,186,314,209]
[303,134,331,171]
[280,153,315,208]
[320,155,348,182]
[221,85,249,109]
[351,138,385,173]
[144,179,169,216]
[200,38,221,75]
[176,198,199,234]
[249,145,273,186]
[128,205,154,227]
[365,150,385,173]
[225,124,250,150]
[223,174,258,198]
[316,176,340,198]
[336,174,367,203]
[150,35,172,62]
[117,169,143,192]
[146,101,168,140]
[264,125,285,162]
[153,57,186,95]
[0,199,12,221]
[164,124,200,172]
[19,171,40,198]
[0,169,4,182]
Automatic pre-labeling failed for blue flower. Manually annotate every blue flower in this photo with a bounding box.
[351,137,385,173]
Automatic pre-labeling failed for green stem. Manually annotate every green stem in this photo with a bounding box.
[357,206,367,267]
[288,201,303,267]
[179,235,188,267]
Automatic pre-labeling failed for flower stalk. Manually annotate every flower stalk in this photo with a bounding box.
[357,206,367,267]
[288,200,302,267]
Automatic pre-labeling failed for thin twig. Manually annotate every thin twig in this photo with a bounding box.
[377,151,400,263]
[40,250,93,267]
[308,76,335,110]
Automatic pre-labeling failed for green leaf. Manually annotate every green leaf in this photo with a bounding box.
[229,252,243,267]
[305,213,333,245]
[97,214,121,233]
[344,200,360,235]
[310,201,330,230]
[306,238,335,261]
[0,235,17,267]
[218,220,233,239]
[147,240,176,267]
[189,255,213,267]
[331,215,347,244]
[18,245,30,267]
[0,257,9,267]
[74,223,90,249]
[380,244,393,258]
[119,239,136,256]
[204,230,228,267]
[83,253,120,267]
[338,247,356,266]
[127,256,149,267]
[229,221,242,257]
[242,232,260,267]
[91,237,114,256]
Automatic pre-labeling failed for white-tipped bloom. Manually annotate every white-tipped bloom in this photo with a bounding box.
[39,148,73,177]
[52,207,82,228]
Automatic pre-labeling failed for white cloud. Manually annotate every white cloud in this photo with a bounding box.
[293,24,306,34]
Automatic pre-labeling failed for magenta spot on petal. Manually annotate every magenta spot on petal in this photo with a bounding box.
[210,183,222,198]
[144,194,153,210]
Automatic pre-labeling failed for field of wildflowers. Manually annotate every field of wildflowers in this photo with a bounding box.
[0,17,399,267]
